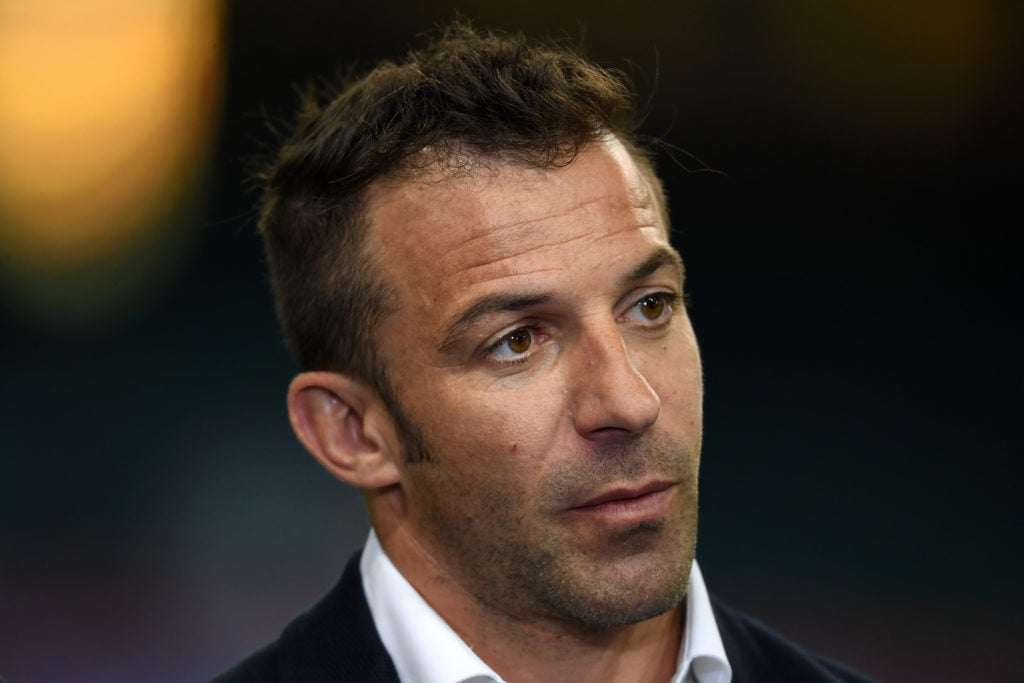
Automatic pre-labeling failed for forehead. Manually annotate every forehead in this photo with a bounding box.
[363,138,669,311]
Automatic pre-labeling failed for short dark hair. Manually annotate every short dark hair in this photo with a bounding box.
[257,22,658,398]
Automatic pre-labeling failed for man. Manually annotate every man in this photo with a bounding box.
[217,23,875,683]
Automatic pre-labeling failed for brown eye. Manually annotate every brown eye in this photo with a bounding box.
[638,294,666,320]
[505,329,532,354]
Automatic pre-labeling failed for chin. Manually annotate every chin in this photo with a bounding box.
[545,543,696,631]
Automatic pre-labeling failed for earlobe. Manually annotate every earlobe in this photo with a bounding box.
[287,372,402,489]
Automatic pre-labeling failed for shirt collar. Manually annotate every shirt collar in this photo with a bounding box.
[361,529,731,683]
[361,530,502,683]
[676,559,732,683]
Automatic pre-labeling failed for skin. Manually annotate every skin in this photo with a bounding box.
[289,137,704,682]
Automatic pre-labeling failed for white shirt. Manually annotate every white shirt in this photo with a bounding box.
[361,530,732,683]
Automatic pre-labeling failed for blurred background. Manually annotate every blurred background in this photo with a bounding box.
[0,1,1020,681]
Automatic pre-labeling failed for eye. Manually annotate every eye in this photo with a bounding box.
[625,292,676,326]
[504,329,532,354]
[486,326,536,360]
[637,294,667,320]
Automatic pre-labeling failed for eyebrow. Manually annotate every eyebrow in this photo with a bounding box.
[622,247,685,288]
[437,246,685,356]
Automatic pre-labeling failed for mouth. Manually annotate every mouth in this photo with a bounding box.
[568,480,676,522]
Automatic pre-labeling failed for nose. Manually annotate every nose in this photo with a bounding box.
[570,322,661,441]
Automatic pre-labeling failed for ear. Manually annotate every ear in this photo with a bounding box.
[287,371,402,489]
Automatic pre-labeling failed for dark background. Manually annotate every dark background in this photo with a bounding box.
[1,2,1020,681]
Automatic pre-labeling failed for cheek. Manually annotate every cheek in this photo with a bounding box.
[459,401,555,459]
[481,378,568,441]
[647,339,703,415]
[426,389,564,489]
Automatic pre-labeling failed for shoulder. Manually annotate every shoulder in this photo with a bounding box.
[711,595,878,683]
[208,550,400,683]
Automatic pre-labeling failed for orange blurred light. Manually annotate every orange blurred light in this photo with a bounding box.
[0,0,224,317]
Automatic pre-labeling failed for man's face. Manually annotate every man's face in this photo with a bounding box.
[365,138,703,630]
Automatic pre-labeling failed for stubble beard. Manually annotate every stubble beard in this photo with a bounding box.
[399,414,699,634]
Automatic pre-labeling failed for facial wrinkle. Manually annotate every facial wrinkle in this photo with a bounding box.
[449,224,657,284]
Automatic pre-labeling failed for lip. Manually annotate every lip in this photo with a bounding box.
[568,480,676,523]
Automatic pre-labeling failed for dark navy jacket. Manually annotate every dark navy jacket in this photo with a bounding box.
[213,552,877,683]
